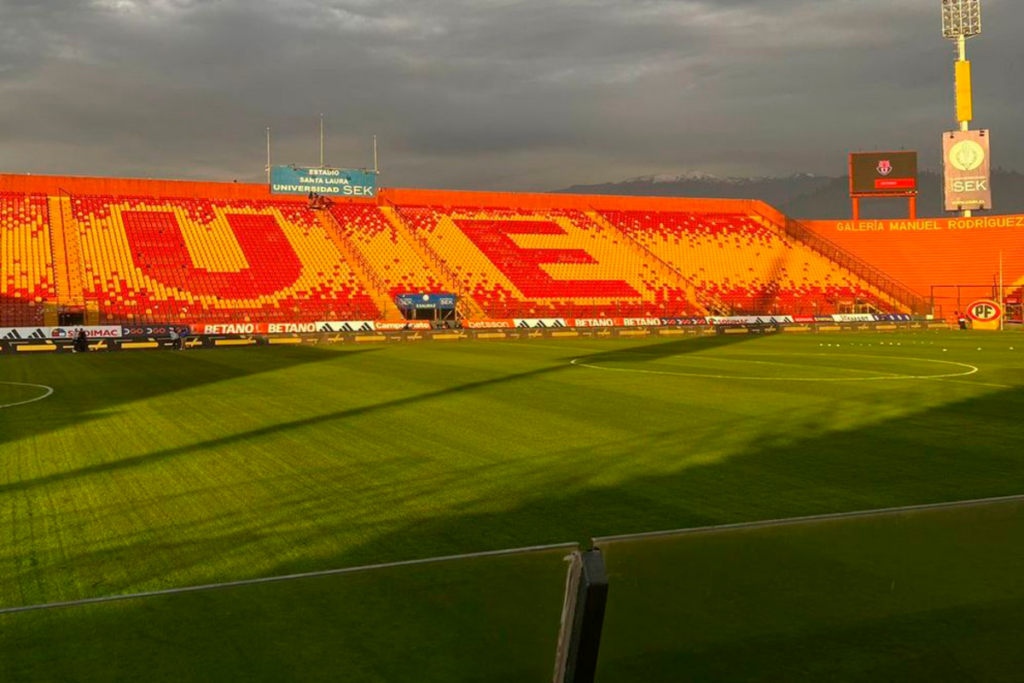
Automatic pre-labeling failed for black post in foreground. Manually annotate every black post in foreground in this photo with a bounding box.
[553,550,609,683]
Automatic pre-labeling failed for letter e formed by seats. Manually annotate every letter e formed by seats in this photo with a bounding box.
[454,219,639,299]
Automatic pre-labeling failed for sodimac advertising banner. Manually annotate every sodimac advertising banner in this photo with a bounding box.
[0,326,122,340]
[269,166,377,198]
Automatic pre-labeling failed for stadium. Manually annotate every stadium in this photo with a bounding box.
[1,1,1023,681]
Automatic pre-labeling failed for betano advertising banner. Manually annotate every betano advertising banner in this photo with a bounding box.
[269,166,377,198]
[194,322,326,335]
[943,130,992,212]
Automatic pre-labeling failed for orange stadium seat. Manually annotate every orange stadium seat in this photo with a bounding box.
[601,210,885,315]
[70,196,379,324]
[394,204,697,318]
[328,203,444,298]
[0,193,56,326]
[802,219,1024,318]
[7,176,990,328]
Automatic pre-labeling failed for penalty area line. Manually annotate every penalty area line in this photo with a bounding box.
[0,381,55,409]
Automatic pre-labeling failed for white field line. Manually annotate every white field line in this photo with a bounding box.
[644,354,907,378]
[0,541,579,616]
[920,377,1015,389]
[0,382,54,409]
[570,354,980,383]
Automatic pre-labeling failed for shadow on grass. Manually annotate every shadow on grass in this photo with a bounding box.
[7,336,1019,597]
[0,332,758,497]
[266,375,1024,572]
[1,360,1022,682]
[0,345,378,448]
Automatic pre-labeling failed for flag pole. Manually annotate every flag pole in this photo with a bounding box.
[999,251,1004,331]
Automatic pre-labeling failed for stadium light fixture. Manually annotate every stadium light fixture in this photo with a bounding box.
[941,0,982,40]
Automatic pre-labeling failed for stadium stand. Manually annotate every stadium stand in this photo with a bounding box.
[1,193,56,326]
[67,195,378,323]
[391,204,702,318]
[600,210,890,315]
[803,217,1024,314]
[12,174,1019,327]
[327,202,446,314]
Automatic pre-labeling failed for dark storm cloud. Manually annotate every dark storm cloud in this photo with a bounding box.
[0,0,1020,190]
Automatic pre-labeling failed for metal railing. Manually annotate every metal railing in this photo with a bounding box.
[751,208,930,314]
[386,201,480,320]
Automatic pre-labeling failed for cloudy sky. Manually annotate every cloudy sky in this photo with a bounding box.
[0,0,1020,190]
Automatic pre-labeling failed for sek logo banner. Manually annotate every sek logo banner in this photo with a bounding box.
[943,130,992,212]
[270,166,377,197]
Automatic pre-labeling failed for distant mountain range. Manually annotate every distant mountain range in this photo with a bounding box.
[556,170,1024,219]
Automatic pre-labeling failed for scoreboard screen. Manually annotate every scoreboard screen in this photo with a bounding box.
[849,152,918,196]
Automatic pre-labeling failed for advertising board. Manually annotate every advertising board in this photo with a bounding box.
[269,166,377,197]
[850,152,918,196]
[943,130,992,212]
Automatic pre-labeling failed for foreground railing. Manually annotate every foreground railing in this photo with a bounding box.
[2,495,1021,682]
[593,494,1024,681]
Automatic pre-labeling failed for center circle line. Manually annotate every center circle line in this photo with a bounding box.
[0,381,55,409]
[568,353,979,382]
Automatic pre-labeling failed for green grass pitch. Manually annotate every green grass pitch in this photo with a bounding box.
[1,330,1022,680]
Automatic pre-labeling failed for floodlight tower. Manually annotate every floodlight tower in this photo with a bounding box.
[941,0,981,132]
[941,0,983,217]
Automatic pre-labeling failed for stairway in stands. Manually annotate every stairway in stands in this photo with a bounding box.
[318,208,402,320]
[380,204,488,320]
[750,204,929,314]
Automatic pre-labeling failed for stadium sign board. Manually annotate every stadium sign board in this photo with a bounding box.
[850,152,918,196]
[943,130,992,212]
[0,326,121,340]
[706,315,794,326]
[269,166,377,197]
[966,299,1002,331]
[316,321,377,333]
[394,293,457,311]
[966,299,1002,321]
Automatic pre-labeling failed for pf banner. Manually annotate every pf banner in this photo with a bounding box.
[966,299,1002,331]
[943,130,992,212]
